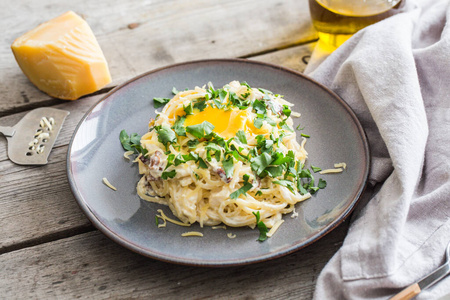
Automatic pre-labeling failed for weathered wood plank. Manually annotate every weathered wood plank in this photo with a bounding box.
[0,146,93,253]
[0,223,348,299]
[0,45,314,251]
[252,42,316,73]
[2,0,317,115]
[0,97,102,251]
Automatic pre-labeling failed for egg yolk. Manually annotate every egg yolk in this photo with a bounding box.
[184,106,269,139]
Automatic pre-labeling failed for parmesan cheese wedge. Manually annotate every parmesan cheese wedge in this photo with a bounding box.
[11,11,111,100]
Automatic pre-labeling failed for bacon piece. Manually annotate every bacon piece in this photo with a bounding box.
[216,167,231,183]
[139,154,150,165]
[145,174,159,182]
[149,150,164,171]
[141,150,165,181]
[265,99,283,115]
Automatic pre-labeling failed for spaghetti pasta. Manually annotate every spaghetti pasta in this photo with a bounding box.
[136,81,312,230]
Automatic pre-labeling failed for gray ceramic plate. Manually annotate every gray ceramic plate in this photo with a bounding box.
[67,59,369,266]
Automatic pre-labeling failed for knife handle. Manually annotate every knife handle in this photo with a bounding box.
[390,283,421,300]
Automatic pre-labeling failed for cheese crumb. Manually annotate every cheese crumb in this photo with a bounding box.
[181,231,204,237]
[102,177,117,191]
[123,151,134,160]
[267,220,285,238]
[227,233,236,239]
[212,225,227,230]
[334,162,347,169]
[319,168,343,174]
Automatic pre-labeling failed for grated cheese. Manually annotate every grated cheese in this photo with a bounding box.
[157,216,167,228]
[37,132,50,140]
[267,220,285,238]
[181,231,203,237]
[34,129,43,137]
[36,145,45,154]
[319,168,344,174]
[291,207,299,218]
[102,177,117,191]
[334,162,347,169]
[42,117,53,131]
[123,150,134,160]
[227,233,236,239]
[212,225,227,230]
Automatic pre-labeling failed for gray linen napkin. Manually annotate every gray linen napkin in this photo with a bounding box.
[305,0,450,299]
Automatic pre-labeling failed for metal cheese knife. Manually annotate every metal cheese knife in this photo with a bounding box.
[391,241,450,300]
[0,107,69,165]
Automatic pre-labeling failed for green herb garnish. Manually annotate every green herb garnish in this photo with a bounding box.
[161,170,177,179]
[282,105,291,117]
[153,97,171,108]
[155,125,177,147]
[186,121,215,139]
[235,130,247,144]
[265,165,284,178]
[119,130,148,156]
[174,153,186,166]
[253,117,264,129]
[230,174,253,199]
[187,139,199,149]
[250,152,272,176]
[311,166,322,173]
[183,103,194,115]
[318,178,327,189]
[222,157,234,179]
[193,99,207,112]
[252,211,268,242]
[279,119,294,132]
[172,116,186,137]
[273,179,295,193]
[197,157,208,169]
[296,124,304,131]
[252,99,266,115]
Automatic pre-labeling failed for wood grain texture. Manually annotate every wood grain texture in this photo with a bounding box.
[253,43,316,73]
[0,223,348,299]
[0,45,313,252]
[390,283,421,300]
[0,145,93,253]
[0,96,102,252]
[2,0,317,115]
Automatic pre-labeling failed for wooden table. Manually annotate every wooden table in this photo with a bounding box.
[1,1,351,298]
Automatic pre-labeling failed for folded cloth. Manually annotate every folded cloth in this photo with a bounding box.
[305,0,450,299]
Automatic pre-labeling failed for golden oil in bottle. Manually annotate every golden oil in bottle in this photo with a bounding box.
[309,0,404,47]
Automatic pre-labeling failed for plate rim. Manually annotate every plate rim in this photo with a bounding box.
[66,58,370,267]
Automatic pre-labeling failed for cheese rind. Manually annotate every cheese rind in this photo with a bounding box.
[11,11,111,100]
